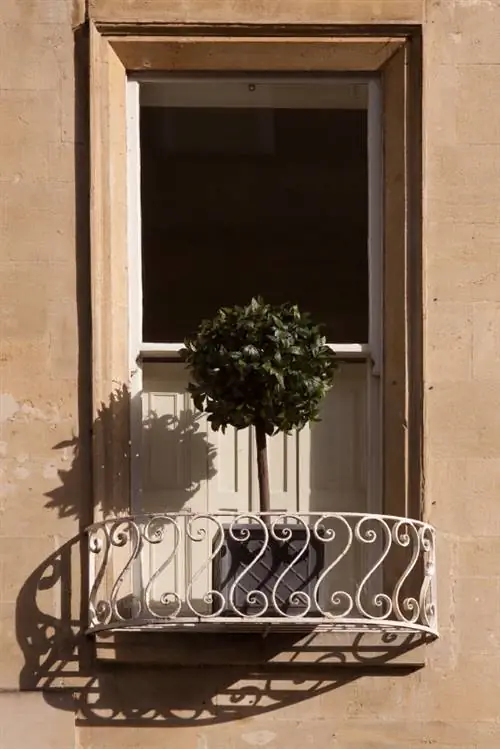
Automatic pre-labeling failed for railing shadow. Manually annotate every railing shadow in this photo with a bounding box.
[16,536,87,691]
[15,531,356,725]
[46,398,217,519]
[73,666,360,727]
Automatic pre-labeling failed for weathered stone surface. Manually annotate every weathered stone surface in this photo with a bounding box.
[89,0,424,25]
[0,692,75,749]
[1,0,500,746]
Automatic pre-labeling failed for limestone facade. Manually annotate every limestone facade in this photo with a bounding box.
[1,1,500,747]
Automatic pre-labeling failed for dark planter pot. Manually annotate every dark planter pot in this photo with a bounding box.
[213,523,325,617]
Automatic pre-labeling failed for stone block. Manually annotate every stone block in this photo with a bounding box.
[425,222,500,304]
[0,536,57,602]
[454,575,500,655]
[426,144,500,224]
[0,23,67,91]
[216,675,346,723]
[431,655,500,723]
[430,3,500,65]
[0,691,75,749]
[48,142,77,183]
[472,302,500,380]
[1,0,71,24]
[0,90,60,146]
[47,300,79,380]
[89,0,424,25]
[425,382,500,459]
[426,458,500,537]
[75,718,500,749]
[0,138,49,182]
[425,301,473,382]
[458,538,500,579]
[454,64,500,144]
[1,182,75,262]
[0,602,21,689]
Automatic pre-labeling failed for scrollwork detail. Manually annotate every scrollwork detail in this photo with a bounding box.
[85,513,438,637]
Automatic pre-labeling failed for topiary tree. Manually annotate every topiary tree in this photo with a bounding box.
[182,298,336,516]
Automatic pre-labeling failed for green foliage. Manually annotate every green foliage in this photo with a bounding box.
[182,298,337,436]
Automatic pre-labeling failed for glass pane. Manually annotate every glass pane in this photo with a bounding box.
[141,104,368,343]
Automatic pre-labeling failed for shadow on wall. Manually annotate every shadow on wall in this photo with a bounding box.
[17,382,427,725]
[16,479,426,727]
[44,384,217,518]
[15,528,425,726]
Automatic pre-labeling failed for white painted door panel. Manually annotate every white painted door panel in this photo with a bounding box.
[140,362,251,613]
[298,362,368,512]
[297,362,370,613]
[138,360,372,616]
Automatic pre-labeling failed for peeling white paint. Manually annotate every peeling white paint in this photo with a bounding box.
[0,394,62,425]
[18,401,61,425]
[0,394,19,422]
[241,731,277,747]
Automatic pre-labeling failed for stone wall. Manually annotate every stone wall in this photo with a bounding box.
[1,0,500,746]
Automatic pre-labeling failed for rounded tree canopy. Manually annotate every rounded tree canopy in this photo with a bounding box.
[182,297,337,436]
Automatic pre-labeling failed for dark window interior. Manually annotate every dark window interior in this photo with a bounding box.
[140,105,368,343]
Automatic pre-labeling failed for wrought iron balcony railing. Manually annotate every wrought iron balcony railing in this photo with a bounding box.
[87,512,437,637]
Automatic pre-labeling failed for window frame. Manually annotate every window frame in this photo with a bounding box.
[89,26,420,527]
[126,74,382,515]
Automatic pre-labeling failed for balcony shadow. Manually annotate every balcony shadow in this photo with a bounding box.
[16,527,426,727]
[73,665,361,727]
[20,361,427,721]
[13,531,336,721]
[16,536,86,692]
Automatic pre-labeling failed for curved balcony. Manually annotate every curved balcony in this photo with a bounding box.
[87,512,437,637]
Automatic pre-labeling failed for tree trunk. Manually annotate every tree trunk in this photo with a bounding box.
[255,421,271,521]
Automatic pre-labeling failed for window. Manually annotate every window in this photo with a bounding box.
[128,78,382,521]
[117,77,389,622]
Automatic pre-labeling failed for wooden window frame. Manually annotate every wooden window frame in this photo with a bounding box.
[90,24,422,530]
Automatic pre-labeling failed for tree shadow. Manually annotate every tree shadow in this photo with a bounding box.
[45,385,217,519]
[140,405,218,513]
